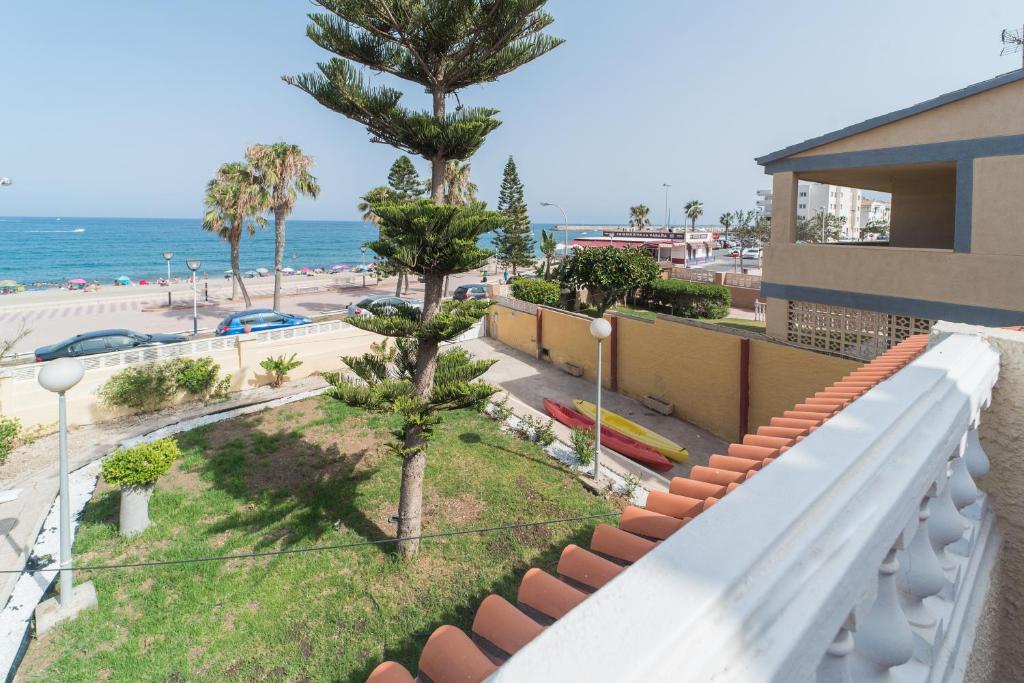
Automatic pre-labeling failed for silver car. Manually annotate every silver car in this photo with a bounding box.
[346,295,423,318]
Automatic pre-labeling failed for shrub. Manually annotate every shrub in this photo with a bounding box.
[101,438,181,487]
[643,279,730,319]
[170,357,230,398]
[622,473,641,499]
[510,277,560,307]
[0,416,21,464]
[100,356,230,412]
[259,353,303,388]
[488,393,512,422]
[532,418,556,447]
[570,426,595,467]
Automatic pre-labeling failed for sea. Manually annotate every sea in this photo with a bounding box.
[0,216,604,286]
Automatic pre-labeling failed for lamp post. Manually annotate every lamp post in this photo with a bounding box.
[37,358,86,610]
[662,183,671,228]
[360,246,367,288]
[186,259,201,335]
[540,202,569,260]
[589,317,612,480]
[162,251,173,306]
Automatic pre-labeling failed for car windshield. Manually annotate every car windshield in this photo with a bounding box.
[356,298,377,307]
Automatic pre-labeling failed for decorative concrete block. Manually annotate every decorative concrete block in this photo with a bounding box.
[34,580,98,636]
[642,396,674,416]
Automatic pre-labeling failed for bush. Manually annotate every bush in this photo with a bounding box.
[510,277,561,307]
[259,353,303,388]
[101,438,181,487]
[570,426,595,467]
[0,416,20,464]
[643,279,730,319]
[99,356,230,412]
[532,418,556,447]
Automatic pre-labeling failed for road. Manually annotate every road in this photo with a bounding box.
[1,270,487,356]
[694,248,764,275]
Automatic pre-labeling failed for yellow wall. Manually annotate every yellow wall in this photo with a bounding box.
[972,155,1024,256]
[488,305,539,358]
[747,339,858,433]
[540,308,611,386]
[791,78,1024,157]
[616,316,741,441]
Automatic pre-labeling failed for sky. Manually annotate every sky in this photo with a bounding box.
[1,0,1021,224]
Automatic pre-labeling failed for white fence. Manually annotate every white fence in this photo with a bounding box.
[493,332,1000,682]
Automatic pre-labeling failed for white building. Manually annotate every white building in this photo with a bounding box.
[758,182,879,240]
[859,196,892,231]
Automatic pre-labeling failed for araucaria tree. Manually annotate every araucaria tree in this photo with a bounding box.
[286,0,562,558]
[539,229,558,280]
[246,143,320,310]
[388,155,426,200]
[494,156,535,275]
[558,246,661,316]
[202,162,268,308]
[629,204,651,228]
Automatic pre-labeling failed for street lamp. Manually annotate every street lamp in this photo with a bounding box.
[36,357,95,624]
[540,202,570,260]
[360,246,367,288]
[589,317,612,480]
[662,183,671,228]
[186,259,202,335]
[162,251,173,306]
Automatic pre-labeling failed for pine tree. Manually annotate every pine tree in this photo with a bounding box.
[387,156,425,200]
[494,156,536,275]
[286,0,562,558]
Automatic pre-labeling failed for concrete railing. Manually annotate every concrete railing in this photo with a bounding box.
[722,271,762,290]
[493,331,1000,682]
[670,267,716,284]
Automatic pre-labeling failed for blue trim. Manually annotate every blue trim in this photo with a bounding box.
[762,282,1024,327]
[756,69,1024,164]
[760,134,1024,174]
[954,159,974,253]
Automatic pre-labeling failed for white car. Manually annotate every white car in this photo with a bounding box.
[742,248,763,259]
[346,295,423,317]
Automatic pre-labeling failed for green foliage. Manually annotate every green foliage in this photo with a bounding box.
[684,199,704,229]
[532,417,556,447]
[0,416,20,464]
[629,204,651,228]
[862,220,890,240]
[494,156,535,274]
[570,426,595,467]
[558,246,661,315]
[99,357,231,412]
[643,279,731,319]
[259,354,304,388]
[387,155,426,200]
[510,277,560,306]
[797,211,845,243]
[357,185,396,225]
[622,473,641,499]
[489,393,512,421]
[539,229,558,280]
[101,438,181,487]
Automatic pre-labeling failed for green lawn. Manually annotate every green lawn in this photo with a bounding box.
[704,317,766,334]
[21,397,618,682]
[580,304,657,320]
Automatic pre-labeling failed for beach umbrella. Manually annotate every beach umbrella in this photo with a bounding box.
[300,267,313,274]
[281,267,295,274]
[330,264,349,273]
[116,276,131,285]
[256,267,269,276]
[68,278,87,285]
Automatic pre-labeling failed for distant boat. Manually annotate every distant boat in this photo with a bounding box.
[71,228,85,233]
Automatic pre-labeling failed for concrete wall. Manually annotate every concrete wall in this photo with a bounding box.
[488,302,857,442]
[0,325,382,429]
[889,172,957,249]
[972,154,1024,257]
[930,324,1024,683]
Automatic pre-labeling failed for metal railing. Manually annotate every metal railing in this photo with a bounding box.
[493,333,1000,682]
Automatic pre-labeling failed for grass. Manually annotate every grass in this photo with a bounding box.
[579,304,656,320]
[20,397,618,682]
[704,317,766,333]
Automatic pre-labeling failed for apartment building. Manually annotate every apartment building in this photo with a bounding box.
[758,182,867,239]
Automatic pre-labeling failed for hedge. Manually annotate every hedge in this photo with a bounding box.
[510,277,561,306]
[101,438,181,487]
[643,279,731,319]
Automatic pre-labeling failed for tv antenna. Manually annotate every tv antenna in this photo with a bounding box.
[1000,26,1024,67]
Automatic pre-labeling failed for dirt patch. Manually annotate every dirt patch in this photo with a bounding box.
[424,492,485,526]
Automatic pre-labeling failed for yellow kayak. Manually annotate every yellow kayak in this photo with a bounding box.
[573,400,689,463]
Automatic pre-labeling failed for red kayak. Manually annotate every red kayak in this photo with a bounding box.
[543,399,674,473]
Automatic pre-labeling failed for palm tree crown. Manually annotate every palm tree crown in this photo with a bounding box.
[629,204,651,228]
[684,199,704,229]
[202,162,268,308]
[444,161,478,205]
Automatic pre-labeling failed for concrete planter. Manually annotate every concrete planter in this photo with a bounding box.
[119,484,155,536]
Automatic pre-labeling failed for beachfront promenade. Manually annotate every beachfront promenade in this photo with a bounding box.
[0,270,484,355]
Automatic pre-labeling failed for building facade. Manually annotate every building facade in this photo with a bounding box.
[755,69,1024,359]
[758,182,869,240]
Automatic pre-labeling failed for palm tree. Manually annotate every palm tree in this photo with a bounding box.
[444,160,478,205]
[246,143,320,311]
[539,228,558,280]
[684,199,704,232]
[358,186,394,225]
[629,204,651,228]
[719,212,733,245]
[202,162,268,308]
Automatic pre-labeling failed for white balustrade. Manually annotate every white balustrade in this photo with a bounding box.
[491,332,1000,683]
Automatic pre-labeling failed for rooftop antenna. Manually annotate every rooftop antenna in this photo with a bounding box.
[1000,26,1024,68]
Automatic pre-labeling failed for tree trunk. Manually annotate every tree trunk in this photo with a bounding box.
[273,207,286,311]
[396,431,427,557]
[231,230,252,308]
[394,270,403,297]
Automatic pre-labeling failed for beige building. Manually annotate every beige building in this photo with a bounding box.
[755,69,1024,359]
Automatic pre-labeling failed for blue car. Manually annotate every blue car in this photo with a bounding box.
[215,309,311,336]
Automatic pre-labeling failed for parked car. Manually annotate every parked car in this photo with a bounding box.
[452,284,488,301]
[729,248,742,257]
[742,248,763,259]
[215,309,311,336]
[346,296,423,318]
[34,329,188,362]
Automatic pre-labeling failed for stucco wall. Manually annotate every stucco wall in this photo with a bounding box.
[791,78,1024,157]
[889,172,956,249]
[540,307,611,387]
[972,154,1024,257]
[488,305,539,358]
[930,324,1024,683]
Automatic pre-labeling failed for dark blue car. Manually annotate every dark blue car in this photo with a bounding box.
[215,309,311,336]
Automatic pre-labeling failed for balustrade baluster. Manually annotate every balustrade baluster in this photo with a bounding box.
[855,546,914,681]
[964,427,990,480]
[817,615,855,683]
[929,467,966,573]
[899,492,945,630]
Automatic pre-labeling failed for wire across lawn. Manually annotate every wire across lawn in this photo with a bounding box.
[19,396,619,682]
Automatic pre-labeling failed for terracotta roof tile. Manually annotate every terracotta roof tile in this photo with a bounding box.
[471,594,545,664]
[557,544,625,592]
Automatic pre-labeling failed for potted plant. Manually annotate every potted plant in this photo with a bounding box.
[100,438,181,536]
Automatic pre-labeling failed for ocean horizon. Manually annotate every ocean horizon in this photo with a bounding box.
[0,216,606,286]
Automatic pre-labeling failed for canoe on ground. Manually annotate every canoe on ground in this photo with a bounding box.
[572,400,689,463]
[543,399,673,473]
